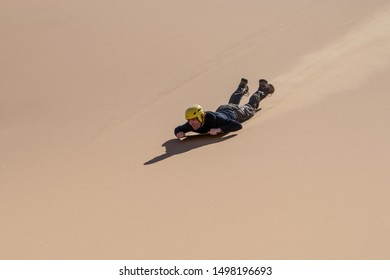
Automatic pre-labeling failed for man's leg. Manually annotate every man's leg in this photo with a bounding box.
[223,78,275,123]
[248,79,275,109]
[228,78,249,105]
[234,104,257,122]
[234,79,275,122]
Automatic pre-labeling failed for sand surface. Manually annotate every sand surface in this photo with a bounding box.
[1,0,390,259]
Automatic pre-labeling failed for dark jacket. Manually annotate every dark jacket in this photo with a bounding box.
[174,111,242,135]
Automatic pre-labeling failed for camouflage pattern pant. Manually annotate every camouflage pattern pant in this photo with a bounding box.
[216,86,262,123]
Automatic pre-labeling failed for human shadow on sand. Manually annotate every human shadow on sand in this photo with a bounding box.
[144,134,237,165]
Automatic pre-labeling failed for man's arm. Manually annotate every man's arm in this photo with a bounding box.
[204,111,242,135]
[174,123,192,138]
[214,114,243,133]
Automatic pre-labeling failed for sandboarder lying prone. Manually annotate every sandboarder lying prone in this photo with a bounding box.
[174,78,275,139]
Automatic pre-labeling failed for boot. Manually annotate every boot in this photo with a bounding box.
[258,79,275,95]
[237,78,249,96]
[248,79,275,109]
[228,78,249,104]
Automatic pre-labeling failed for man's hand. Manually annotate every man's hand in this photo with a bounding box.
[176,132,185,139]
[209,128,222,135]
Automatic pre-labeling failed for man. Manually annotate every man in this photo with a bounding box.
[174,78,275,139]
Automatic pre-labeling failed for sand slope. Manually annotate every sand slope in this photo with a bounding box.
[1,0,390,259]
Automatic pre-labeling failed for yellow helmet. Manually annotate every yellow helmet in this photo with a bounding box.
[185,104,205,123]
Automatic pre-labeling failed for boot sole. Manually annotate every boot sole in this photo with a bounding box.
[268,84,275,95]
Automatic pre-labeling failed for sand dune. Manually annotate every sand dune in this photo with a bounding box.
[1,0,390,259]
